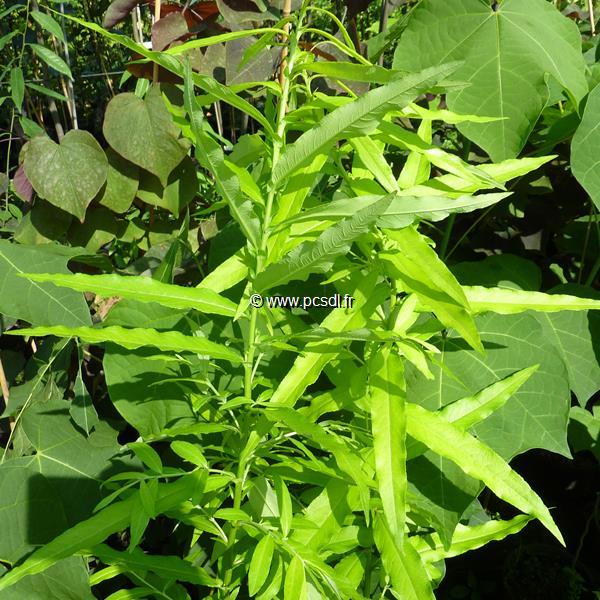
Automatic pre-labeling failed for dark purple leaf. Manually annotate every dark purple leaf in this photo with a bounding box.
[103,0,144,28]
[152,12,189,51]
[347,0,370,20]
[13,164,33,203]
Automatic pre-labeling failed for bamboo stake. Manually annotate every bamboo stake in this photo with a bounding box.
[0,356,9,404]
[589,0,596,36]
[153,0,162,83]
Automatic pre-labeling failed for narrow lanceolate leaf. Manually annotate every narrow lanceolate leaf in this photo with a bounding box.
[21,273,237,317]
[256,195,393,292]
[406,366,539,460]
[30,10,66,42]
[272,62,461,186]
[410,515,532,564]
[369,347,407,542]
[183,61,260,248]
[8,326,242,363]
[441,366,539,430]
[405,403,564,544]
[281,193,509,229]
[382,227,482,352]
[0,476,199,592]
[29,43,72,79]
[269,272,388,407]
[464,286,600,314]
[283,555,307,600]
[90,544,218,587]
[373,515,435,600]
[248,535,275,596]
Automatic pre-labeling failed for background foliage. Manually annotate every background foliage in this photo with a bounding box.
[1,0,599,598]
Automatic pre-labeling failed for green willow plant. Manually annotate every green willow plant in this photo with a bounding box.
[3,2,600,599]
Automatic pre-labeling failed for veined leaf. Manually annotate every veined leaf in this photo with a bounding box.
[464,286,600,314]
[405,402,564,544]
[369,347,407,542]
[21,273,237,317]
[89,544,218,586]
[256,195,393,292]
[410,515,532,564]
[373,515,435,600]
[279,193,509,229]
[272,62,461,187]
[394,0,587,160]
[0,475,199,591]
[7,326,242,363]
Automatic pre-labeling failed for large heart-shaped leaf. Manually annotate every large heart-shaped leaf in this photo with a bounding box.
[103,86,190,186]
[393,0,587,160]
[23,130,107,220]
[572,83,600,210]
[0,241,91,327]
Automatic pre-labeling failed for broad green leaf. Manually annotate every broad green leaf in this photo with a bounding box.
[463,286,600,314]
[23,131,108,220]
[272,62,461,187]
[269,272,388,407]
[183,62,260,248]
[381,227,482,352]
[0,241,90,326]
[248,535,275,596]
[569,406,600,461]
[572,83,600,210]
[0,557,94,600]
[137,155,198,215]
[103,87,189,186]
[0,475,200,591]
[408,313,571,460]
[453,254,542,291]
[10,67,24,111]
[30,10,66,43]
[104,348,195,438]
[91,544,218,586]
[405,402,563,544]
[22,272,237,317]
[283,555,307,600]
[410,515,532,564]
[98,149,139,214]
[70,351,99,436]
[256,195,393,291]
[8,326,242,363]
[536,286,600,406]
[394,0,587,160]
[281,193,509,229]
[369,347,407,541]
[373,515,434,600]
[29,43,72,79]
[0,400,124,562]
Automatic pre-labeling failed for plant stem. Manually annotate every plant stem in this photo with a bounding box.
[153,0,161,82]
